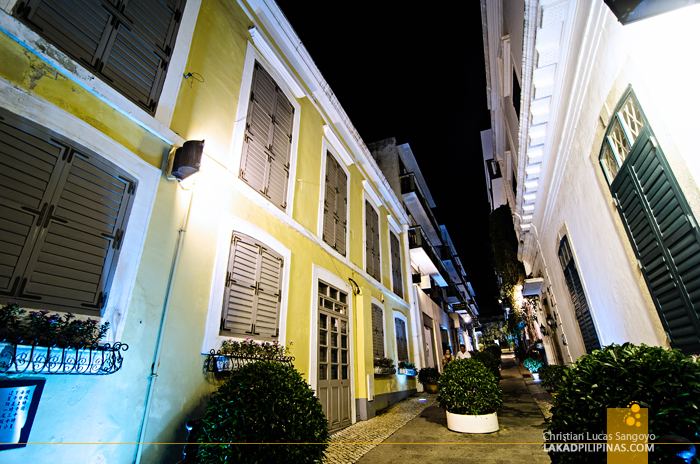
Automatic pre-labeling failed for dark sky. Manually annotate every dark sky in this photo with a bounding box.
[276,2,501,316]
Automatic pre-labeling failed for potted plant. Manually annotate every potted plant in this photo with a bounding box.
[211,338,292,372]
[523,358,544,381]
[397,360,416,376]
[437,358,503,433]
[417,366,440,393]
[373,357,395,375]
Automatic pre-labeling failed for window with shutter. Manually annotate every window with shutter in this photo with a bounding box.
[371,303,384,359]
[390,232,403,298]
[557,236,601,354]
[239,63,293,211]
[394,317,408,361]
[0,109,137,316]
[365,200,380,281]
[323,153,347,256]
[221,231,283,340]
[600,87,700,354]
[14,0,186,114]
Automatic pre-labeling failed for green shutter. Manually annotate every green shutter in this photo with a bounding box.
[558,236,601,354]
[611,127,700,353]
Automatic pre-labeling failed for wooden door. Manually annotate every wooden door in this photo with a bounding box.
[317,281,351,431]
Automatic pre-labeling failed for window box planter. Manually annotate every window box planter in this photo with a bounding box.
[373,367,396,375]
[398,368,417,376]
[204,351,294,373]
[0,342,127,375]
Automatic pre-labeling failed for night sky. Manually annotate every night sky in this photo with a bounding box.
[275,2,502,317]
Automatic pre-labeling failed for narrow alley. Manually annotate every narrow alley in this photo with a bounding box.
[324,353,552,464]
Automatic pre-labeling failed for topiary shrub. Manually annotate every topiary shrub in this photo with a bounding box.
[196,361,329,463]
[538,364,568,391]
[417,366,440,385]
[437,358,503,415]
[514,345,527,361]
[470,350,502,380]
[485,344,503,362]
[546,343,700,464]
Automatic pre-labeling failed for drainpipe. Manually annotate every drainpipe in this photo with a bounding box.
[512,214,574,364]
[133,184,195,464]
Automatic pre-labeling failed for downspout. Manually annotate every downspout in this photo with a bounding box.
[134,184,195,464]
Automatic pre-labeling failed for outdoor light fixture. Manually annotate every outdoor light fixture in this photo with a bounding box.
[546,316,557,329]
[540,324,549,336]
[170,140,205,181]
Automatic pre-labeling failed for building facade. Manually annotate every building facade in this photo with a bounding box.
[0,0,430,462]
[481,0,700,363]
[368,138,480,370]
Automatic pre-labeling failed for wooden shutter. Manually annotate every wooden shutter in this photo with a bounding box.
[558,236,601,354]
[0,110,137,315]
[221,232,283,340]
[323,153,347,256]
[390,232,403,298]
[335,162,347,256]
[395,317,408,361]
[323,153,337,248]
[366,201,380,281]
[371,303,384,358]
[611,128,700,353]
[17,0,185,114]
[239,63,292,211]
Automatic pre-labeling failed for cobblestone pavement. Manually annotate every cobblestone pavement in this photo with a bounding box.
[323,394,437,464]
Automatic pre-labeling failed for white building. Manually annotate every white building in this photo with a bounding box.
[481,0,700,362]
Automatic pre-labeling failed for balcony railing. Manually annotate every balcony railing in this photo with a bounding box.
[0,341,128,375]
[400,173,442,239]
[408,226,451,283]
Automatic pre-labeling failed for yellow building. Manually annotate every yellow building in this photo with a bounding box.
[0,0,422,462]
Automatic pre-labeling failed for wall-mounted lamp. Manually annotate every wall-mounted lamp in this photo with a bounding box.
[170,140,204,181]
[546,316,558,329]
[540,324,549,337]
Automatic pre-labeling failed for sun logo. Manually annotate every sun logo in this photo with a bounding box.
[623,401,642,427]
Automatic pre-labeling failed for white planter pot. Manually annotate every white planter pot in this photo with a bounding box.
[445,410,499,433]
[532,372,540,381]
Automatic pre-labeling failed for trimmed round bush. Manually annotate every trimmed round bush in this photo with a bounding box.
[437,358,503,415]
[546,343,700,464]
[417,366,440,385]
[470,350,502,380]
[538,364,567,391]
[197,361,329,463]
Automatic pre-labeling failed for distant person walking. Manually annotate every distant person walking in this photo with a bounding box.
[456,344,471,359]
[442,348,454,368]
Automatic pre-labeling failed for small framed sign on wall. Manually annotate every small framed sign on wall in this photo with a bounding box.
[0,379,45,451]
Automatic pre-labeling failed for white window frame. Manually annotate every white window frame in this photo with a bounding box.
[308,265,355,424]
[317,137,351,256]
[363,189,383,284]
[202,216,291,353]
[0,1,202,140]
[0,78,160,343]
[392,309,409,363]
[228,41,301,218]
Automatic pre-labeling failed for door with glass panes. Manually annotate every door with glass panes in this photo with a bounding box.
[317,281,351,431]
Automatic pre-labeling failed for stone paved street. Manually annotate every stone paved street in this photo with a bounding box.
[324,354,553,464]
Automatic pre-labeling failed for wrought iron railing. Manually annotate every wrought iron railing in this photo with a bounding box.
[0,341,128,375]
[204,350,295,373]
[373,366,396,375]
[398,368,417,376]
